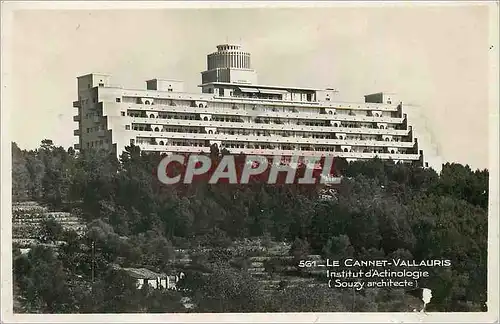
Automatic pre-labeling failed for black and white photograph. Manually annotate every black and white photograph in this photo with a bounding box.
[1,1,498,323]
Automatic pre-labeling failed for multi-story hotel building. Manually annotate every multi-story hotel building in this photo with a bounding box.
[73,44,442,172]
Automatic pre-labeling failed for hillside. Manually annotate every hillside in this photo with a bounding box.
[11,140,489,313]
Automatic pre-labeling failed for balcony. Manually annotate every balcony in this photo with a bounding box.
[73,129,80,136]
[140,144,421,161]
[73,100,80,108]
[131,130,415,149]
[129,117,411,136]
[73,115,80,122]
[74,143,80,150]
[127,103,402,125]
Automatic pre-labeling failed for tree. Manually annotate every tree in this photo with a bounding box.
[188,265,267,312]
[274,285,347,312]
[39,218,64,243]
[12,142,30,201]
[91,268,143,313]
[322,235,354,259]
[289,237,311,264]
[14,245,71,313]
[11,141,489,313]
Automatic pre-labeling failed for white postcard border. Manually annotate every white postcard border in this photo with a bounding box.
[1,1,498,323]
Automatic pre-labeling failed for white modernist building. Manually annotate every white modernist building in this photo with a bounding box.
[73,44,442,172]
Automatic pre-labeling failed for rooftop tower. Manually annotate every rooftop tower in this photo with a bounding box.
[201,44,258,85]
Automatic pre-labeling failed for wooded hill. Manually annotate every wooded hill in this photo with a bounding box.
[12,140,488,313]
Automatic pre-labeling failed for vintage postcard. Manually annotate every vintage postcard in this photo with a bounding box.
[1,1,498,323]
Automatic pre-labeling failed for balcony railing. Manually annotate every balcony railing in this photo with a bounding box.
[126,105,403,125]
[128,117,410,136]
[213,96,399,111]
[138,144,420,161]
[131,130,415,148]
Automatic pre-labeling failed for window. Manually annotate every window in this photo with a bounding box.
[150,114,155,118]
[120,111,125,116]
[168,88,173,92]
[116,98,121,103]
[145,100,150,105]
[154,127,159,132]
[159,141,164,145]
[98,83,104,87]
[125,125,130,130]
[130,139,135,145]
[92,98,96,103]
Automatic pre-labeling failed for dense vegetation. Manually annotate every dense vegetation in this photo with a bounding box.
[12,140,489,313]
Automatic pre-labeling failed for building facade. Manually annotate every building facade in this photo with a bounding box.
[73,44,442,172]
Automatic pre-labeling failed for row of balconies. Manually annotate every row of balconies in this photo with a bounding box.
[127,118,409,135]
[130,112,400,129]
[134,127,401,143]
[102,84,403,110]
[139,144,420,161]
[129,131,415,148]
[129,111,399,125]
[125,104,403,124]
[155,143,407,155]
[117,93,399,111]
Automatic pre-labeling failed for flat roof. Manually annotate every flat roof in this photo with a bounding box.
[146,78,184,83]
[198,82,323,92]
[77,73,111,78]
[364,92,397,96]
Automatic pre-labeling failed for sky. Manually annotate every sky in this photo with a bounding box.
[4,3,494,170]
